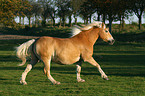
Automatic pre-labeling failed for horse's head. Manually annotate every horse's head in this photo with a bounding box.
[99,23,115,45]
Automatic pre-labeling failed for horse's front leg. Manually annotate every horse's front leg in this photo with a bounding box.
[76,61,85,82]
[42,57,60,85]
[84,57,109,80]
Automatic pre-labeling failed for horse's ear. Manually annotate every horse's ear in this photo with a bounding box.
[102,22,105,29]
[102,22,104,29]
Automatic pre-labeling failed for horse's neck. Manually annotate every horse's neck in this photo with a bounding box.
[72,28,99,46]
[86,28,100,45]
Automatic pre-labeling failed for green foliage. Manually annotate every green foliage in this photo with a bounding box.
[1,24,145,42]
[0,26,71,38]
[0,0,31,27]
[131,21,138,26]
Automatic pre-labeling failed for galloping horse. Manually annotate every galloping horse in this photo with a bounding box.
[16,22,115,85]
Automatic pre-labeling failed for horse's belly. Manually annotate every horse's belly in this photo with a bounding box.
[52,55,80,64]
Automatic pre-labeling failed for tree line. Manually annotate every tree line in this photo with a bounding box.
[0,0,145,31]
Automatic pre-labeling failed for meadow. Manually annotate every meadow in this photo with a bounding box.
[0,25,145,96]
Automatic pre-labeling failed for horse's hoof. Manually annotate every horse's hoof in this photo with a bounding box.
[53,81,61,85]
[20,80,27,85]
[56,81,61,85]
[101,75,109,80]
[20,81,27,85]
[77,79,85,82]
[23,82,27,85]
[103,77,109,80]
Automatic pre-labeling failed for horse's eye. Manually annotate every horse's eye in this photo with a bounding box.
[105,30,108,33]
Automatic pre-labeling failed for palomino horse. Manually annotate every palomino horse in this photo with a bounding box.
[16,22,115,85]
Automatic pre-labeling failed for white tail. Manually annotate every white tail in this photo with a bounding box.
[16,39,35,66]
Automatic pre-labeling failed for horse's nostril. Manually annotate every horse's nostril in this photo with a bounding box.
[108,40,111,43]
[112,39,115,44]
[108,39,115,45]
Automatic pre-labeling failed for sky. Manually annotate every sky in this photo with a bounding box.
[15,13,145,25]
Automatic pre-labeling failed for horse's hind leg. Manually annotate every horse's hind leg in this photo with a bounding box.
[20,64,32,85]
[20,54,38,85]
[42,57,60,85]
[76,60,85,82]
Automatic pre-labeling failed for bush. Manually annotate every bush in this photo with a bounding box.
[131,21,138,26]
[25,25,31,31]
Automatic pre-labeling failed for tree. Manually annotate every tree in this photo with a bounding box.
[38,0,52,26]
[31,1,42,27]
[23,0,33,27]
[79,0,96,24]
[105,0,123,32]
[56,0,71,27]
[91,0,119,32]
[17,2,25,25]
[49,7,57,27]
[92,0,108,23]
[91,0,130,32]
[67,1,73,27]
[0,0,30,27]
[38,0,57,27]
[117,0,130,30]
[131,0,145,30]
[71,0,87,25]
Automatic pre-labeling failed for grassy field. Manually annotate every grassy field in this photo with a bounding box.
[0,26,145,95]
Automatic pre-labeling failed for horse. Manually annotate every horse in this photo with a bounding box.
[16,21,115,85]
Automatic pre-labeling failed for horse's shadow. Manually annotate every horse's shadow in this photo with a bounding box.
[0,53,145,77]
[0,65,144,78]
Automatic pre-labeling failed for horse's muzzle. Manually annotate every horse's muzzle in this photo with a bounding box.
[108,39,115,45]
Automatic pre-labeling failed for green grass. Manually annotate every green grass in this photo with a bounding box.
[0,39,145,96]
[0,25,145,95]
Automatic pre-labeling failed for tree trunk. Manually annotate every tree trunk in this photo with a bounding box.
[86,17,88,24]
[89,15,91,23]
[62,17,65,27]
[22,17,24,25]
[69,15,72,27]
[75,18,77,25]
[42,17,46,27]
[84,17,88,24]
[103,13,106,23]
[28,16,31,27]
[138,15,142,30]
[122,18,125,30]
[35,16,37,27]
[84,19,86,24]
[119,19,121,31]
[19,16,21,24]
[97,13,101,21]
[52,17,55,27]
[59,17,62,27]
[109,18,113,32]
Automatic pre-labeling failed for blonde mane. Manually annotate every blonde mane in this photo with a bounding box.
[71,21,105,37]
